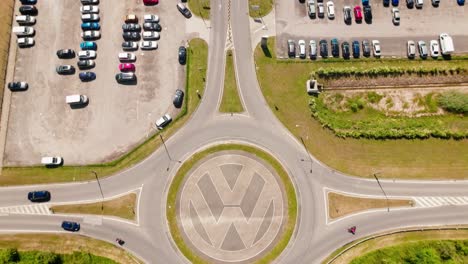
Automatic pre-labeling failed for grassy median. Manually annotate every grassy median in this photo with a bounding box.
[255,37,468,180]
[249,0,274,18]
[188,0,210,20]
[219,50,244,113]
[0,39,208,185]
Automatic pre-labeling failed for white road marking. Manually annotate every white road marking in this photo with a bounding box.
[413,196,468,208]
[0,204,51,215]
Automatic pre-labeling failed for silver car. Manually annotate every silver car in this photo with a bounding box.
[418,40,428,59]
[309,40,317,59]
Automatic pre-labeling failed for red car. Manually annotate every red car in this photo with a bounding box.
[119,63,135,72]
[143,0,158,5]
[354,6,363,22]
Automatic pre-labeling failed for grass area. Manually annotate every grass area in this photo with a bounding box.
[328,192,412,219]
[0,1,14,119]
[0,248,116,263]
[249,0,274,18]
[219,50,244,113]
[50,193,136,221]
[255,37,468,180]
[0,234,140,264]
[0,38,208,186]
[188,0,210,20]
[166,144,297,264]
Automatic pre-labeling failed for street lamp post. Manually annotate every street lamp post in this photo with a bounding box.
[197,0,210,29]
[373,172,390,212]
[159,134,182,171]
[91,171,104,214]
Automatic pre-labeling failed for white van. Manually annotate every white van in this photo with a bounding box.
[13,26,34,36]
[66,94,88,106]
[16,15,36,25]
[118,52,136,62]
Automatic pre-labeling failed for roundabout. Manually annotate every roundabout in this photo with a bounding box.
[166,145,297,263]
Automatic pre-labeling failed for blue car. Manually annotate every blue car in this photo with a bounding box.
[79,72,96,81]
[458,0,465,5]
[80,41,97,50]
[61,221,80,232]
[362,0,369,5]
[352,41,360,58]
[392,0,399,6]
[81,22,100,30]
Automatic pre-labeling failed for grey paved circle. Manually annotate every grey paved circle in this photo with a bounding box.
[177,151,287,263]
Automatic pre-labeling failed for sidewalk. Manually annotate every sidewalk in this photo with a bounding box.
[249,7,276,53]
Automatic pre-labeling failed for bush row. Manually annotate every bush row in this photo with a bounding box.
[314,66,466,79]
[438,91,468,114]
[0,248,116,264]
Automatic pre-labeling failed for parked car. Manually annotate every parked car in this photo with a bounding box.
[298,40,306,59]
[122,41,138,50]
[372,40,381,57]
[140,41,158,50]
[19,5,37,15]
[119,63,136,72]
[173,89,184,108]
[80,41,97,50]
[383,0,390,6]
[12,26,34,36]
[341,41,350,59]
[142,31,160,40]
[115,72,136,83]
[352,40,360,58]
[317,3,325,18]
[458,0,465,5]
[363,5,372,23]
[362,40,371,57]
[178,46,187,64]
[407,40,416,58]
[307,0,317,18]
[81,0,99,4]
[125,14,138,23]
[122,23,141,31]
[415,0,423,8]
[81,30,100,40]
[56,65,75,74]
[392,0,399,6]
[326,1,335,19]
[28,191,51,202]
[354,6,362,22]
[78,50,96,60]
[392,7,400,25]
[41,156,63,165]
[81,22,100,30]
[432,0,440,6]
[20,0,37,4]
[82,14,99,22]
[143,22,161,32]
[123,32,140,40]
[118,52,136,62]
[144,14,160,23]
[177,3,192,18]
[79,72,96,81]
[155,114,172,129]
[309,40,317,59]
[418,40,428,58]
[343,6,352,24]
[77,60,95,69]
[80,5,99,14]
[66,94,88,106]
[287,39,295,58]
[144,0,159,5]
[319,39,328,58]
[331,38,339,57]
[16,15,36,25]
[18,37,34,48]
[61,221,80,232]
[7,82,28,91]
[430,40,439,58]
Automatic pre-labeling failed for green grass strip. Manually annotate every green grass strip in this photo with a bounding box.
[219,50,244,113]
[248,0,274,18]
[188,0,210,20]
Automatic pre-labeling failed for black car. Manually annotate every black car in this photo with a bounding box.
[383,0,390,6]
[61,221,80,232]
[173,89,184,108]
[56,65,75,74]
[178,46,187,65]
[352,40,360,58]
[122,23,141,32]
[7,82,28,91]
[177,3,192,18]
[77,60,95,69]
[363,5,372,23]
[331,38,339,57]
[406,0,414,7]
[56,49,75,59]
[20,0,37,4]
[28,191,50,202]
[143,22,161,32]
[341,42,350,59]
[79,72,96,81]
[115,72,136,83]
[81,0,99,4]
[343,7,352,24]
[362,40,371,57]
[123,32,140,40]
[19,5,37,15]
[319,40,328,58]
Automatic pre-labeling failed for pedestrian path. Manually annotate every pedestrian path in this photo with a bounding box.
[0,204,51,215]
[413,196,468,208]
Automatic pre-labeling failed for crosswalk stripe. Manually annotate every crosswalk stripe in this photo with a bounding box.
[447,197,460,204]
[412,196,468,208]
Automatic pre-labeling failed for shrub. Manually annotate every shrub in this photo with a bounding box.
[437,91,468,114]
[367,91,383,104]
[0,248,19,262]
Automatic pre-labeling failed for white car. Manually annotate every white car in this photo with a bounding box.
[78,50,96,59]
[81,30,100,40]
[41,156,63,166]
[118,52,136,62]
[144,14,160,23]
[407,40,416,58]
[372,40,381,57]
[80,5,99,14]
[142,31,160,40]
[140,41,158,50]
[155,114,172,130]
[430,40,439,58]
[326,1,335,19]
[82,14,99,22]
[298,40,306,59]
[391,8,400,25]
[17,37,34,47]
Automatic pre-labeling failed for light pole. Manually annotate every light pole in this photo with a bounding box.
[91,170,104,214]
[250,5,267,30]
[197,0,210,29]
[373,172,390,212]
[159,134,182,171]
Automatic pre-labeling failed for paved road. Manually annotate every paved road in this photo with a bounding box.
[0,0,467,263]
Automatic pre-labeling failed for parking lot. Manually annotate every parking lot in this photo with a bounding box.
[276,0,468,58]
[5,0,187,165]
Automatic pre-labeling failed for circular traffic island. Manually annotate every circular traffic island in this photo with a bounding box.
[167,144,297,264]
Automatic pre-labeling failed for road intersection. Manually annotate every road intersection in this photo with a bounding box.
[0,0,468,263]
